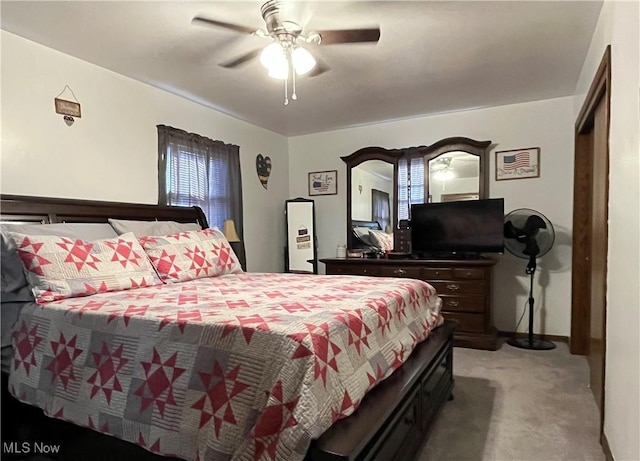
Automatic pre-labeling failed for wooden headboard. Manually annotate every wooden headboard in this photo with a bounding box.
[0,195,208,227]
[352,220,382,230]
[350,219,382,250]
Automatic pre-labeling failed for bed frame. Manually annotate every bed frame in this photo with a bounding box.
[350,219,382,251]
[0,195,455,461]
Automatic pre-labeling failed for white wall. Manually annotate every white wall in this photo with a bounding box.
[574,1,640,459]
[0,31,289,273]
[288,97,575,337]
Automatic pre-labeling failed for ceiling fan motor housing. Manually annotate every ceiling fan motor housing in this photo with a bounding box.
[261,0,302,37]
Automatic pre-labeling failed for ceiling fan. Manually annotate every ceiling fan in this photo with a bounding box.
[193,0,380,104]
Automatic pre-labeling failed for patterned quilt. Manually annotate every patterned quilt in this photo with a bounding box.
[9,272,442,461]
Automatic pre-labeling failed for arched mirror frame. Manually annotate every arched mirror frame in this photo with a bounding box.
[342,138,491,251]
[415,137,492,202]
[341,147,403,250]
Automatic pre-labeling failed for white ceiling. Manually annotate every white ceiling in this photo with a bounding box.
[1,1,602,137]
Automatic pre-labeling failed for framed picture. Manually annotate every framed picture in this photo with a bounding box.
[308,170,338,196]
[54,98,82,118]
[495,147,540,181]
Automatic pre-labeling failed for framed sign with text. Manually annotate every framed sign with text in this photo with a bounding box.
[496,147,540,180]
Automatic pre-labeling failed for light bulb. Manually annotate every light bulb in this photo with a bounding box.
[292,46,316,75]
[260,42,290,80]
[260,42,285,69]
[268,63,289,80]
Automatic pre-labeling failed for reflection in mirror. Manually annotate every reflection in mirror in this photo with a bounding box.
[428,151,480,203]
[352,160,395,232]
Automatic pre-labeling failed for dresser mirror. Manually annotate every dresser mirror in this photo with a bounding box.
[342,147,403,251]
[343,138,491,251]
[420,137,491,205]
[352,160,394,230]
[428,151,481,202]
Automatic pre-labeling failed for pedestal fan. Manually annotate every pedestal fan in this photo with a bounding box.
[503,208,556,350]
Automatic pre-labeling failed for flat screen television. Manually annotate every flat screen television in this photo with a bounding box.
[410,198,505,258]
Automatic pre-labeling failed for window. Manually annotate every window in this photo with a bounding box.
[397,156,425,221]
[371,189,391,232]
[157,125,246,267]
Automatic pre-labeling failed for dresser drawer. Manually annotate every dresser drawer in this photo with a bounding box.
[443,312,485,332]
[373,388,421,461]
[421,267,452,279]
[452,268,486,280]
[440,295,485,313]
[430,280,485,295]
[421,349,451,427]
[325,264,348,275]
[325,264,380,276]
[379,266,422,278]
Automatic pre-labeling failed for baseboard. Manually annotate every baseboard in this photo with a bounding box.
[497,330,569,343]
[601,431,614,461]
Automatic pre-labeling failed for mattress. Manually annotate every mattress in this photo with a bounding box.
[9,272,442,461]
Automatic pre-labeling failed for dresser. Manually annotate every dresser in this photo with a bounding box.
[320,257,498,350]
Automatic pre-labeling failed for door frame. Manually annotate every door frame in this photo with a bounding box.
[570,45,611,432]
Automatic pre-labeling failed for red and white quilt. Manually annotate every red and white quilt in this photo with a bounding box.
[9,272,442,461]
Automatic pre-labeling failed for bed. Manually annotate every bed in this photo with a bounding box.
[0,195,455,461]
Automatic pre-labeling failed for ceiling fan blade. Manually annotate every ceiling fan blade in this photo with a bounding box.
[192,16,257,35]
[316,27,380,45]
[219,48,262,68]
[308,59,330,77]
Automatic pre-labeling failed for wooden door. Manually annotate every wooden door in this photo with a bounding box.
[570,46,610,431]
[588,96,608,414]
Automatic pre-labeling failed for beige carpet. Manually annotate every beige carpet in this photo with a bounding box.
[418,340,605,461]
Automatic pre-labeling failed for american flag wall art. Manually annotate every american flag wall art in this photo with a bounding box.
[308,170,338,195]
[503,152,530,169]
[495,147,540,181]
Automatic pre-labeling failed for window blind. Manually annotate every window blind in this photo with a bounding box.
[397,156,425,220]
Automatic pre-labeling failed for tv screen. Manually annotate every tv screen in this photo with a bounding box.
[410,198,505,257]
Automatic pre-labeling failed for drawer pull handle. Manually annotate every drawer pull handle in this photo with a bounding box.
[446,283,460,291]
[447,300,459,307]
[393,269,406,275]
[403,407,417,426]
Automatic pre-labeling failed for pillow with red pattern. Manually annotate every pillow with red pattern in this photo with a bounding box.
[6,231,162,303]
[139,228,243,283]
[368,229,394,252]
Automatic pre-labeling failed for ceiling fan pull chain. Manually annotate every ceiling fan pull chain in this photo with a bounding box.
[284,76,289,105]
[292,67,297,101]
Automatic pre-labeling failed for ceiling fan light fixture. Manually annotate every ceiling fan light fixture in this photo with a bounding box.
[292,46,316,75]
[267,63,289,80]
[260,42,286,70]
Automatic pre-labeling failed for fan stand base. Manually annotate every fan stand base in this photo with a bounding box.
[507,337,556,350]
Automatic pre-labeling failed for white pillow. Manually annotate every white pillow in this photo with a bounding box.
[353,226,375,246]
[108,218,202,237]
